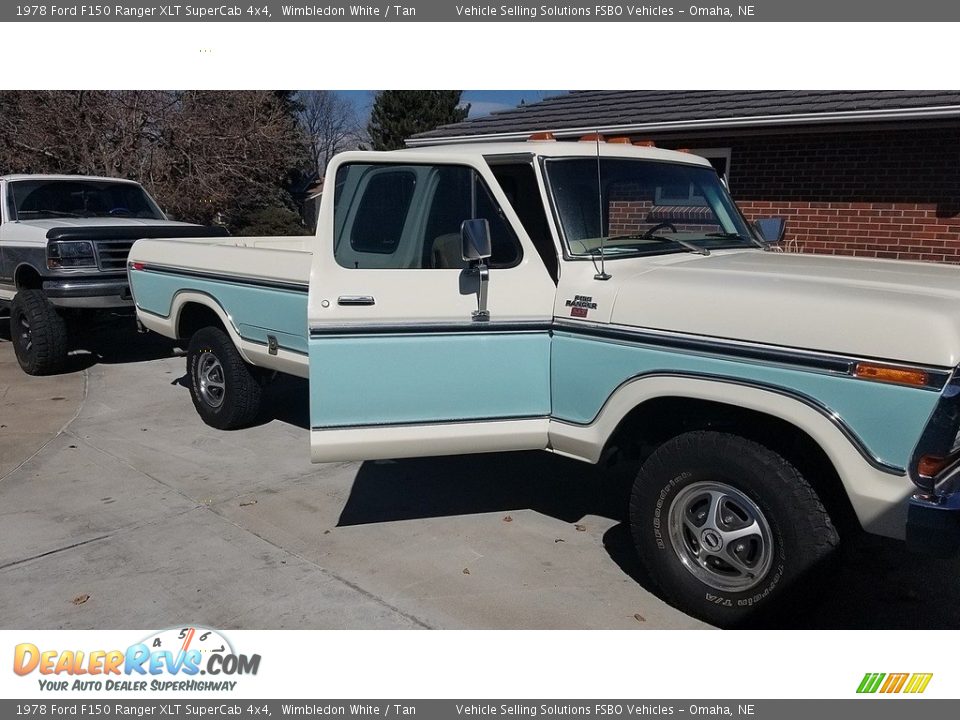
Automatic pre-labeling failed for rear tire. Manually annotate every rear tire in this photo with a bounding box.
[186,327,262,430]
[10,290,69,375]
[630,430,839,627]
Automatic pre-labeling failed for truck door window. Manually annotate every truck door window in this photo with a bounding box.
[334,163,522,270]
[348,170,416,254]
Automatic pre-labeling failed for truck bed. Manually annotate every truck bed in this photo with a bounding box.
[128,235,312,377]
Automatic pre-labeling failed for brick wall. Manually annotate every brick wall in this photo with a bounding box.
[736,200,960,263]
[657,126,960,263]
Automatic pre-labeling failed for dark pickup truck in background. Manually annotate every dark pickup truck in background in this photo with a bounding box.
[0,174,227,374]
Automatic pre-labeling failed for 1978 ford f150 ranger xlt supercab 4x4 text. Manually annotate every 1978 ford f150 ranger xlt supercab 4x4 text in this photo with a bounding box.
[127,137,960,626]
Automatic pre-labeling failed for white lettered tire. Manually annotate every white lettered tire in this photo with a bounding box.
[629,430,839,627]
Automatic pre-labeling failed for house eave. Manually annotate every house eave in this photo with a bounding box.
[406,105,960,146]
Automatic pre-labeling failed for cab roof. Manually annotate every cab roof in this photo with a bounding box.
[394,140,712,166]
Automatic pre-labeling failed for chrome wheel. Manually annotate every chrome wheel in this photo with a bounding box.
[667,480,773,592]
[16,312,32,352]
[196,351,226,409]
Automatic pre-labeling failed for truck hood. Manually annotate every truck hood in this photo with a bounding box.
[610,250,960,368]
[7,218,203,244]
[16,218,195,229]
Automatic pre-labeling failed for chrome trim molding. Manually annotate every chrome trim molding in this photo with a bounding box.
[554,319,951,390]
[551,369,906,476]
[132,263,309,294]
[309,319,553,337]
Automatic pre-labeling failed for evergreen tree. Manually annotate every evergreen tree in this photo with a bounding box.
[367,91,470,150]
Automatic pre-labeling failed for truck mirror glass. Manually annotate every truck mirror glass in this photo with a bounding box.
[754,217,786,243]
[461,218,492,261]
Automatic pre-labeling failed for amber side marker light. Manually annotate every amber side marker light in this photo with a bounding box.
[854,362,929,387]
[918,455,948,478]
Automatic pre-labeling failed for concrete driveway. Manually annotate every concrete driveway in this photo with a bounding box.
[1,318,958,630]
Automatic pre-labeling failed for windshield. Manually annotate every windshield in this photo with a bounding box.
[9,179,165,220]
[544,158,755,258]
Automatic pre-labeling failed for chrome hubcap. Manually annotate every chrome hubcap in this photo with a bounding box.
[667,481,773,592]
[196,352,226,408]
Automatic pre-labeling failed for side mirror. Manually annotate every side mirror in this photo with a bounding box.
[461,218,492,321]
[461,218,492,262]
[753,217,787,244]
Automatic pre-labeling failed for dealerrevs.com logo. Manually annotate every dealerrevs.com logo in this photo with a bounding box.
[13,627,261,692]
[857,673,933,694]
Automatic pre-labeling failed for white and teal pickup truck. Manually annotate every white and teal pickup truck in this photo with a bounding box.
[128,138,960,626]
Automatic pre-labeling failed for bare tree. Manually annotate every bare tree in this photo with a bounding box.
[0,90,308,231]
[297,91,362,178]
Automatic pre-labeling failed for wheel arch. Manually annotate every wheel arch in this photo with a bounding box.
[14,263,43,290]
[608,394,860,534]
[551,374,897,535]
[169,292,254,365]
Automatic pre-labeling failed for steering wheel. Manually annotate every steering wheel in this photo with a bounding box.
[108,207,132,217]
[643,221,678,236]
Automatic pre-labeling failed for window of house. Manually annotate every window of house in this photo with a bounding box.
[653,148,732,205]
[692,148,732,186]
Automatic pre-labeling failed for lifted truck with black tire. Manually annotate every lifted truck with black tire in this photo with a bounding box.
[0,174,227,374]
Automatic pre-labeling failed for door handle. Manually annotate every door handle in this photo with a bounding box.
[337,295,376,306]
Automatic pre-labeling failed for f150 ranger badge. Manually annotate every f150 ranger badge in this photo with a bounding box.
[565,294,598,318]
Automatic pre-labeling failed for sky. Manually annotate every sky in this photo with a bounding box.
[338,90,563,122]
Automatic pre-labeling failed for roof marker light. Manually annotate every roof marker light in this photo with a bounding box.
[608,136,632,144]
[579,133,605,143]
[528,132,556,142]
[633,139,656,147]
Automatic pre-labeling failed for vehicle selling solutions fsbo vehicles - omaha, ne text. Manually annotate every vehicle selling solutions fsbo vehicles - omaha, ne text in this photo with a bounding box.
[0,175,227,374]
[128,136,960,625]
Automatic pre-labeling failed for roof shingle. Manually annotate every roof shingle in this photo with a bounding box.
[410,90,960,143]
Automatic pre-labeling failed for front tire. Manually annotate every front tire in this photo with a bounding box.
[10,290,69,375]
[186,327,262,430]
[630,430,838,627]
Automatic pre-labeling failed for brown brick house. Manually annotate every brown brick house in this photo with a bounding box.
[409,91,960,263]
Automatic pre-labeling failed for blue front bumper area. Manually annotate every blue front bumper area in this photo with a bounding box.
[907,493,960,557]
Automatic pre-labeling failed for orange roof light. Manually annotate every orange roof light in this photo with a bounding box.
[579,133,605,143]
[608,136,633,144]
[527,131,556,142]
[854,362,929,388]
[632,139,656,147]
[675,148,692,153]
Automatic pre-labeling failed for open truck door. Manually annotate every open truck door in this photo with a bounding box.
[307,151,557,462]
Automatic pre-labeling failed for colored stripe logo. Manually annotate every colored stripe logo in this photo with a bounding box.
[857,672,933,694]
